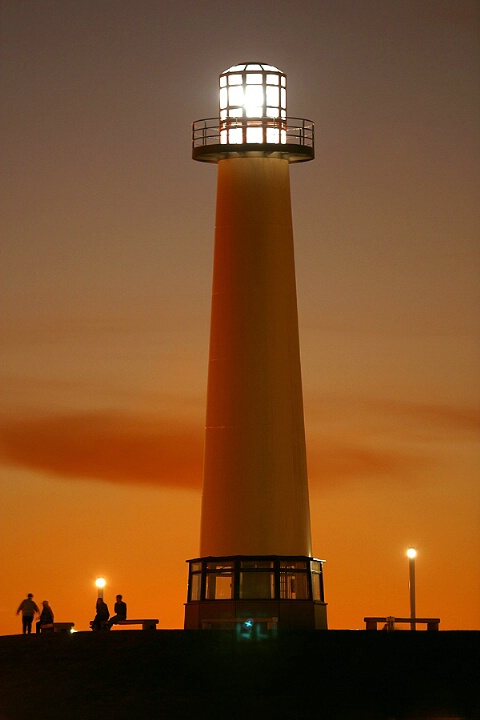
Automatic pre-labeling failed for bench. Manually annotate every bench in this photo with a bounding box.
[115,619,158,631]
[40,622,75,633]
[364,616,440,631]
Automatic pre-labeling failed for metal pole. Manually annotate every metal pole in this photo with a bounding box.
[95,577,105,601]
[408,551,416,630]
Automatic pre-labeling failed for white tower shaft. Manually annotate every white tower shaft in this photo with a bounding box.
[200,156,312,557]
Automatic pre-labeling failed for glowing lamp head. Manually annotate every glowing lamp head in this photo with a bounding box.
[95,577,106,589]
[219,62,287,145]
[407,548,417,559]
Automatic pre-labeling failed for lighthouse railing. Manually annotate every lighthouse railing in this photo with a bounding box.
[192,116,314,150]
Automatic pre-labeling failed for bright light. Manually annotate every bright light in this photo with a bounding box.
[218,63,287,145]
[95,577,106,589]
[407,548,417,559]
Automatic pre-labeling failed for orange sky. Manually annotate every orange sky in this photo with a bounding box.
[1,1,479,634]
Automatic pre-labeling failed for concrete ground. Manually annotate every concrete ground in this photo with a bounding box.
[0,629,478,719]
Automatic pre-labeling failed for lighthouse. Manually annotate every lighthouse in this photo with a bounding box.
[184,63,327,631]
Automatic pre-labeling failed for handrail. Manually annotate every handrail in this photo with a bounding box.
[192,116,314,150]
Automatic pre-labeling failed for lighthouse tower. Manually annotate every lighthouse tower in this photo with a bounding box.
[184,63,327,631]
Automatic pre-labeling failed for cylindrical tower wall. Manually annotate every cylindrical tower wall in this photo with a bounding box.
[200,156,312,557]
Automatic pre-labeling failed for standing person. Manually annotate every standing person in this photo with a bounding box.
[91,597,109,630]
[107,594,127,629]
[36,600,54,633]
[16,593,39,634]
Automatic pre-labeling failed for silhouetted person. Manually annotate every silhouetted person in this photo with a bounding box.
[107,594,127,629]
[16,593,39,634]
[91,597,109,630]
[36,600,54,633]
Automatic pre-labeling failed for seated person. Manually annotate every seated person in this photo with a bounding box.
[36,600,54,633]
[91,598,109,630]
[107,594,127,628]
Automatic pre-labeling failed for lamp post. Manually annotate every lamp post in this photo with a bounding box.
[407,548,416,631]
[95,577,106,601]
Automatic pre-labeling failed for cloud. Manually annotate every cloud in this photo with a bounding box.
[2,399,475,489]
[0,412,204,489]
[307,438,416,485]
[367,400,480,440]
[396,402,480,433]
[305,398,480,486]
[307,394,480,437]
[0,409,416,491]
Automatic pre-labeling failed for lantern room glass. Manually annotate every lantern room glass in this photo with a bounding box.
[219,62,287,145]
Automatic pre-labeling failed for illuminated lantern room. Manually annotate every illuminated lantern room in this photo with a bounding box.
[192,62,314,163]
[219,62,287,145]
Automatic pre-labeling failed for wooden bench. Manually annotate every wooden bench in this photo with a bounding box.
[115,619,158,631]
[364,616,440,631]
[40,622,75,633]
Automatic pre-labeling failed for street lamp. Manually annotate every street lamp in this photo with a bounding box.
[95,577,106,600]
[407,548,416,631]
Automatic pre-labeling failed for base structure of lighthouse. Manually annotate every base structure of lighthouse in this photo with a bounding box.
[184,63,327,632]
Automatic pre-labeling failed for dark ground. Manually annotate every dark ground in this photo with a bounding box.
[0,630,478,719]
